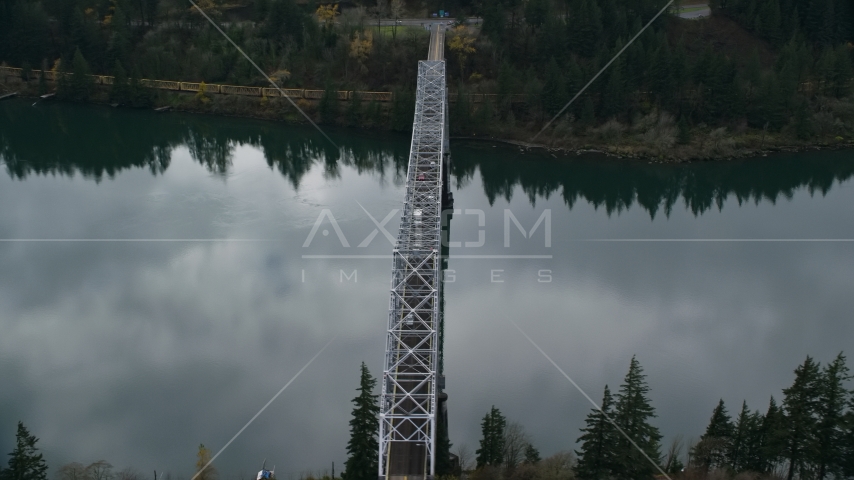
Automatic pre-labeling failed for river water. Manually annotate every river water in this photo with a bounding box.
[1,99,853,478]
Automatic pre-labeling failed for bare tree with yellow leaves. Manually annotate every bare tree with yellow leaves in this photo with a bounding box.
[349,30,373,76]
[316,3,339,26]
[447,25,476,81]
[194,444,218,480]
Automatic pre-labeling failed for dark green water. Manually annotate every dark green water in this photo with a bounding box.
[2,98,853,478]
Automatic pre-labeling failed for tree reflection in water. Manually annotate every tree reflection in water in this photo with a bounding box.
[2,99,853,218]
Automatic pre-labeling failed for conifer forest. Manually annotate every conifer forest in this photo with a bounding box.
[3,0,854,146]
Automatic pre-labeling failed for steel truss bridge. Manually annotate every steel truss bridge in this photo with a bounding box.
[378,24,453,480]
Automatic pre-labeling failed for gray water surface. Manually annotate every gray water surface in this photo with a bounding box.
[1,99,853,478]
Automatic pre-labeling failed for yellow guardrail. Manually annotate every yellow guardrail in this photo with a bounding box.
[304,89,324,99]
[6,66,845,105]
[0,66,398,102]
[220,85,262,96]
[282,88,304,98]
[152,80,180,90]
[0,67,536,105]
[0,67,22,77]
[356,91,394,102]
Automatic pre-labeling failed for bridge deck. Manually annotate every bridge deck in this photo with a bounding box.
[379,25,447,480]
[427,24,445,61]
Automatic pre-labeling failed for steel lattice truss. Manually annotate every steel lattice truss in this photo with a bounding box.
[379,60,446,480]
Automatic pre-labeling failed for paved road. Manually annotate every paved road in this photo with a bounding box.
[427,25,445,61]
[677,5,711,18]
[376,17,482,27]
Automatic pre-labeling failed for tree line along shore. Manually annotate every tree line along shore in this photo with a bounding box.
[4,0,854,159]
[3,353,853,480]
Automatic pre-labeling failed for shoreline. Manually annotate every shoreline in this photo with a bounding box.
[457,134,854,162]
[6,84,854,163]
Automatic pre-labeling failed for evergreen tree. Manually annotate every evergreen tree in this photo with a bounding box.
[815,353,850,480]
[804,0,834,45]
[480,0,506,44]
[541,58,567,116]
[692,46,715,85]
[677,116,691,144]
[451,88,472,135]
[144,0,159,27]
[817,45,838,96]
[1,422,48,480]
[703,55,741,120]
[744,47,763,111]
[524,0,549,31]
[7,1,50,67]
[833,0,852,42]
[784,7,800,41]
[537,16,568,64]
[580,96,595,126]
[497,60,519,118]
[831,44,852,98]
[613,356,662,480]
[523,444,540,465]
[319,82,340,125]
[575,385,619,480]
[794,97,813,140]
[843,394,854,478]
[58,47,94,102]
[568,0,603,57]
[37,67,47,96]
[670,40,689,112]
[263,0,307,49]
[600,44,626,120]
[365,100,382,128]
[110,61,130,105]
[128,66,154,108]
[745,47,762,86]
[740,408,768,473]
[253,0,270,22]
[761,396,786,472]
[648,42,673,104]
[108,6,131,67]
[476,406,506,468]
[346,91,363,128]
[343,362,380,480]
[624,35,648,90]
[729,401,752,472]
[497,60,519,98]
[391,88,414,132]
[692,399,734,472]
[758,0,783,45]
[751,74,788,130]
[565,57,583,101]
[782,356,822,480]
